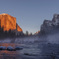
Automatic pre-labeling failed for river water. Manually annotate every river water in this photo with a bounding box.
[0,36,59,59]
[0,36,40,59]
[0,42,40,59]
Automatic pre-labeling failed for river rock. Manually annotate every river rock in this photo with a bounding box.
[15,46,23,50]
[0,46,6,50]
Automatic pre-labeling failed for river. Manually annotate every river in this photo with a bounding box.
[0,36,59,59]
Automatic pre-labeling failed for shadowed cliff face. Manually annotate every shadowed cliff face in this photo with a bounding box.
[40,14,59,34]
[0,13,22,32]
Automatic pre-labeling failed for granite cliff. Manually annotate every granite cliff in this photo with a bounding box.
[0,13,22,32]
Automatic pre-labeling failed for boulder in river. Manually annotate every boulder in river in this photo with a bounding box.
[7,46,16,51]
[15,46,23,50]
[0,46,6,50]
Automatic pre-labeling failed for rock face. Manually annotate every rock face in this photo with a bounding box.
[40,14,59,34]
[16,23,22,32]
[0,13,22,32]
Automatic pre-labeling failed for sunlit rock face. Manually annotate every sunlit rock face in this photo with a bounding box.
[16,23,22,32]
[0,13,22,32]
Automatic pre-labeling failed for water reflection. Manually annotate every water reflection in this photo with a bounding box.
[0,43,40,59]
[0,43,16,47]
[0,50,18,59]
[0,43,21,59]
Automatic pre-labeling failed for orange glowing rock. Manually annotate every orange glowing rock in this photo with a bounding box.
[0,13,22,32]
[17,23,22,31]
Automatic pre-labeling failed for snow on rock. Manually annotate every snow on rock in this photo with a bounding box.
[39,14,59,44]
[40,14,59,34]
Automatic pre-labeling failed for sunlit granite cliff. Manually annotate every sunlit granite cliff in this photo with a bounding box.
[0,13,22,32]
[0,13,23,37]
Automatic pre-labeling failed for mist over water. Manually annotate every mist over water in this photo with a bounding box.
[47,33,59,44]
[0,32,59,59]
[0,35,40,59]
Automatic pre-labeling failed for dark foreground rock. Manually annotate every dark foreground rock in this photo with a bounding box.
[0,46,23,51]
[0,46,6,50]
[15,46,23,50]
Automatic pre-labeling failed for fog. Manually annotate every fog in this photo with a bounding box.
[47,33,59,44]
[0,35,39,44]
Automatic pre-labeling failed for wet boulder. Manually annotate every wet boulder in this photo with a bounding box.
[7,46,16,51]
[15,46,23,50]
[0,46,6,50]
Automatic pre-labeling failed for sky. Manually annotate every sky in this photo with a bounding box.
[0,0,59,34]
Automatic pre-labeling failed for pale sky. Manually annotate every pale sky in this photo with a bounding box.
[0,0,59,34]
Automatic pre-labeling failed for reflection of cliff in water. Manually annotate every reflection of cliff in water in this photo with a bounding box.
[0,43,21,59]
